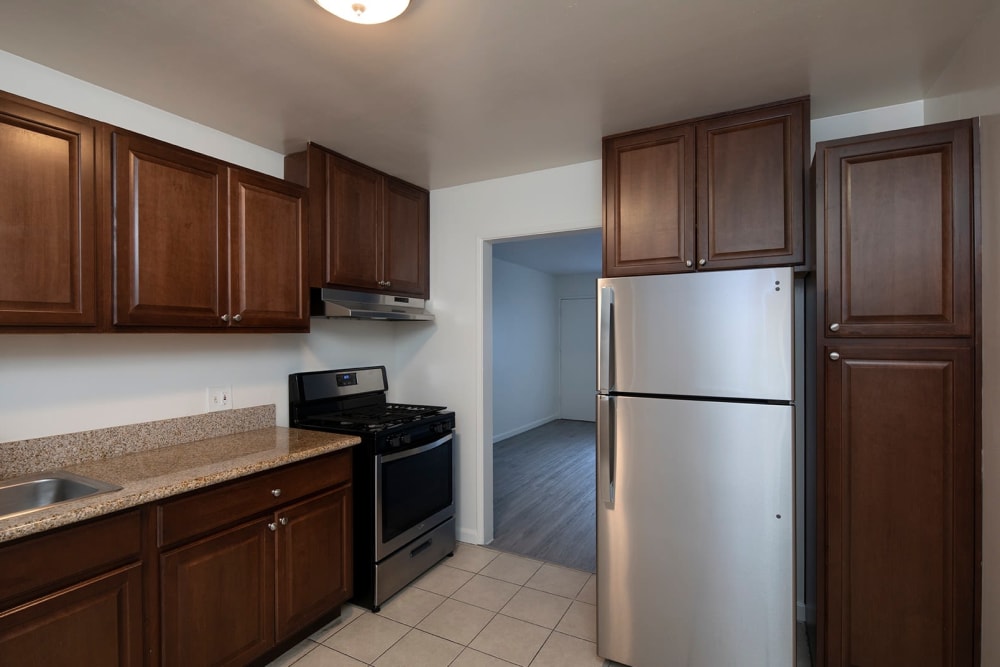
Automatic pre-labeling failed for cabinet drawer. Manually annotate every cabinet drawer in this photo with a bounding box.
[157,451,351,548]
[0,510,141,608]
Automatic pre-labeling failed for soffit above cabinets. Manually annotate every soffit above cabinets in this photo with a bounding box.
[0,0,993,189]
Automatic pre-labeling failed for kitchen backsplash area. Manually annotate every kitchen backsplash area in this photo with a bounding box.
[0,404,275,479]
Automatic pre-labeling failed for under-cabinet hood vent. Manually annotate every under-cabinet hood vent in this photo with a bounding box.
[313,288,434,321]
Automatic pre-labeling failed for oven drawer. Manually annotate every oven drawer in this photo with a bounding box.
[157,450,352,548]
[374,516,454,609]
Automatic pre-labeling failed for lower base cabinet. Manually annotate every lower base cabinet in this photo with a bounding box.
[822,346,976,666]
[0,564,143,666]
[156,450,353,667]
[161,520,275,667]
[275,487,352,641]
[0,511,143,666]
[0,450,352,667]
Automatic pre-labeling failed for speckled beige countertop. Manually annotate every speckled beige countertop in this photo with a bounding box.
[0,427,359,543]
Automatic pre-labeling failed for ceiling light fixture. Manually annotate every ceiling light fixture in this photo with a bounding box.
[313,0,410,24]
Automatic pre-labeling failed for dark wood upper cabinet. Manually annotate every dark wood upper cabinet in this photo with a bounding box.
[383,177,430,297]
[113,131,308,331]
[603,124,696,275]
[113,132,227,328]
[822,346,975,667]
[285,144,430,298]
[696,101,804,269]
[603,97,808,277]
[817,120,975,338]
[326,154,381,291]
[230,169,308,329]
[0,92,100,328]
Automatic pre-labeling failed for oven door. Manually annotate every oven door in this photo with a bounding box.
[374,433,454,561]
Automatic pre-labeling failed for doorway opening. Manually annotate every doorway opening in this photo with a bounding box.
[488,229,601,572]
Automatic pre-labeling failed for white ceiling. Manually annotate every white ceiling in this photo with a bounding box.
[0,0,991,189]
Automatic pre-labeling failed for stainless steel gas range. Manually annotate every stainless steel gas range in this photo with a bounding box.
[288,366,455,612]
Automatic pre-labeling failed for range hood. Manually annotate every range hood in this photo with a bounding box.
[312,288,434,321]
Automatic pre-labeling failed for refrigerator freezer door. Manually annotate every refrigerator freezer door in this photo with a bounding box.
[596,395,794,667]
[597,268,794,401]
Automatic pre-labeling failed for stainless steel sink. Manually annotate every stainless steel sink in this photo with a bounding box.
[0,471,121,521]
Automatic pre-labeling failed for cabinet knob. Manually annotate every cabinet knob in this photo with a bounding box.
[698,258,707,266]
[685,260,693,268]
[279,516,289,526]
[829,352,840,361]
[268,522,277,532]
[232,313,242,323]
[829,322,840,332]
[221,314,230,323]
[271,488,282,497]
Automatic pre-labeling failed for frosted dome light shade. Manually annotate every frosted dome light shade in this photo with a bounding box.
[313,0,410,24]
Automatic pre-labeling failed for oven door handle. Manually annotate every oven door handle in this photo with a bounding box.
[379,433,452,463]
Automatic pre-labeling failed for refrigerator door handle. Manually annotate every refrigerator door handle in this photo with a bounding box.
[598,285,614,393]
[598,395,616,505]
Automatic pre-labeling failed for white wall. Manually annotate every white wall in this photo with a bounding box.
[922,4,1000,661]
[394,161,603,544]
[810,100,924,157]
[0,50,282,177]
[491,258,559,441]
[0,51,406,443]
[556,273,599,422]
[555,274,598,300]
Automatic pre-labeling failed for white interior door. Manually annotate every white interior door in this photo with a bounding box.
[559,297,596,421]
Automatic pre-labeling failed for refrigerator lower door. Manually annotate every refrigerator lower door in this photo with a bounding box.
[597,395,794,667]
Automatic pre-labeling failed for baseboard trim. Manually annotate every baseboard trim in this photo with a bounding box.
[457,526,482,545]
[492,414,559,443]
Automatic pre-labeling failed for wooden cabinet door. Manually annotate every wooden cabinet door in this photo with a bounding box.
[382,177,429,297]
[229,169,308,329]
[603,124,696,276]
[696,100,805,271]
[822,346,975,667]
[0,95,98,327]
[160,519,274,667]
[274,486,352,641]
[113,132,227,327]
[0,564,143,666]
[818,120,974,338]
[325,154,380,291]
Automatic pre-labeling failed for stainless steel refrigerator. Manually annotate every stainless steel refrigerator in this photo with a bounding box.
[596,267,795,667]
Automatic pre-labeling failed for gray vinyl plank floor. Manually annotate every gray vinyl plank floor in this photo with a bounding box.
[491,419,596,572]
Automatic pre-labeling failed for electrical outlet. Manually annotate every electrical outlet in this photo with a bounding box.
[208,385,232,412]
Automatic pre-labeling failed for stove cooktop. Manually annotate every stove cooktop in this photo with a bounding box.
[297,403,448,433]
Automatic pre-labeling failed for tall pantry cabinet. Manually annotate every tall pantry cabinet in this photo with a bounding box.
[815,119,979,666]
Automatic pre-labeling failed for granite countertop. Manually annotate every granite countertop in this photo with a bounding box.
[0,427,359,543]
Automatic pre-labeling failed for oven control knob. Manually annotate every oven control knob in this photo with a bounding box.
[388,436,401,448]
[402,434,412,445]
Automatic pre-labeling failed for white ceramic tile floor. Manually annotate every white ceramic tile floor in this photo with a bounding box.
[268,541,813,667]
[267,542,610,667]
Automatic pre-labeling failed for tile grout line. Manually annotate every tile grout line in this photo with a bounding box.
[276,544,602,667]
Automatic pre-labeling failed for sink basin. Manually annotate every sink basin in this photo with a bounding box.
[0,471,121,521]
